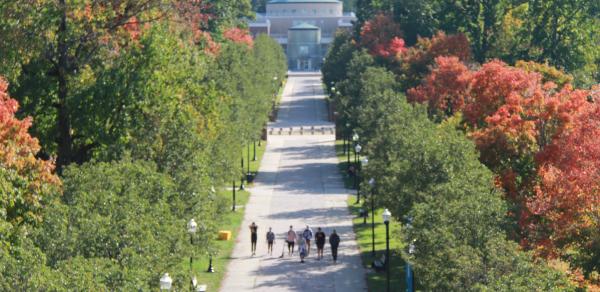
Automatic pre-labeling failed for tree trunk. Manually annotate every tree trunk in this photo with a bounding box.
[56,0,73,170]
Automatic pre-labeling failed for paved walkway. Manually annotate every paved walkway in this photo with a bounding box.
[220,72,366,292]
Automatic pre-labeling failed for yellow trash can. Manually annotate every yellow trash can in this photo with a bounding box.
[218,230,232,241]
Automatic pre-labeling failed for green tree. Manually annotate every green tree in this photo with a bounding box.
[35,160,203,290]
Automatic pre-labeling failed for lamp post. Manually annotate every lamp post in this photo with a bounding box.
[187,218,197,291]
[354,144,362,202]
[247,144,251,181]
[239,156,245,190]
[160,273,173,291]
[350,133,358,164]
[406,243,415,292]
[369,178,376,256]
[382,208,392,292]
[356,155,366,204]
[343,122,350,155]
[232,180,236,211]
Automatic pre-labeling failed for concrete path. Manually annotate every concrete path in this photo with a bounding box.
[220,73,366,292]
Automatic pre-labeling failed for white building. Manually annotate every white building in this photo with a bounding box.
[249,0,355,71]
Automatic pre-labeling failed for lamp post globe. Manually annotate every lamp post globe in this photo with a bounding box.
[160,273,173,291]
[382,208,391,223]
[361,157,368,166]
[187,219,198,235]
[355,144,362,154]
[352,133,359,142]
[368,178,375,187]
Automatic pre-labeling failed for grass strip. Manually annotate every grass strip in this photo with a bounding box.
[335,140,407,291]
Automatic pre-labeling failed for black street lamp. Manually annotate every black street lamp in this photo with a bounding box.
[239,156,245,190]
[187,219,198,291]
[343,121,349,155]
[355,154,366,204]
[369,178,376,257]
[247,144,251,180]
[353,144,362,202]
[349,132,358,164]
[232,180,236,211]
[382,209,392,292]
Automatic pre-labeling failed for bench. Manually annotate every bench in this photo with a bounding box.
[372,254,387,272]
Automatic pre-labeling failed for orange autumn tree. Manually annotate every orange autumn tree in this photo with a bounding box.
[0,77,60,225]
[407,56,471,120]
[223,27,253,48]
[407,58,600,260]
[399,31,471,90]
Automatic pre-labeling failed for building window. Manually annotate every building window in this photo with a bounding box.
[292,9,296,14]
[329,9,333,14]
[300,46,309,55]
[313,9,317,15]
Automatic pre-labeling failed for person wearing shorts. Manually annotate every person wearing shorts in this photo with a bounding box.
[286,225,297,255]
[302,225,313,255]
[315,227,326,260]
[249,222,258,256]
[266,227,275,256]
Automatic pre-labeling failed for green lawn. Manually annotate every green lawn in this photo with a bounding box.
[335,140,356,189]
[180,140,267,290]
[348,197,407,292]
[335,140,408,291]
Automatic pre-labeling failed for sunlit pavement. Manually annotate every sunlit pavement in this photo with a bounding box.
[220,72,366,292]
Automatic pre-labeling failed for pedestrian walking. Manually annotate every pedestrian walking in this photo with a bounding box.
[329,229,340,263]
[302,225,313,255]
[266,227,275,256]
[315,227,326,260]
[298,232,307,263]
[286,225,297,256]
[249,222,258,256]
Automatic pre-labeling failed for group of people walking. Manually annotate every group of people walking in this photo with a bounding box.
[249,223,341,263]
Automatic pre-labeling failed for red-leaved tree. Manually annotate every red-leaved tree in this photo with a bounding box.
[407,56,471,119]
[223,27,254,48]
[408,58,600,260]
[399,32,471,89]
[0,77,61,225]
[360,14,406,59]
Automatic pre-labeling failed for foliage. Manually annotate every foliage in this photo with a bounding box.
[357,88,573,290]
[35,160,204,290]
[322,31,356,92]
[0,1,286,288]
[406,56,600,283]
[407,56,471,121]
[0,78,60,225]
[223,27,254,48]
[398,32,471,90]
[359,14,406,59]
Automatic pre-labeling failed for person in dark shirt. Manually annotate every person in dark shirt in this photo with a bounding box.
[329,229,340,263]
[249,222,258,256]
[314,227,326,260]
[266,227,275,256]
